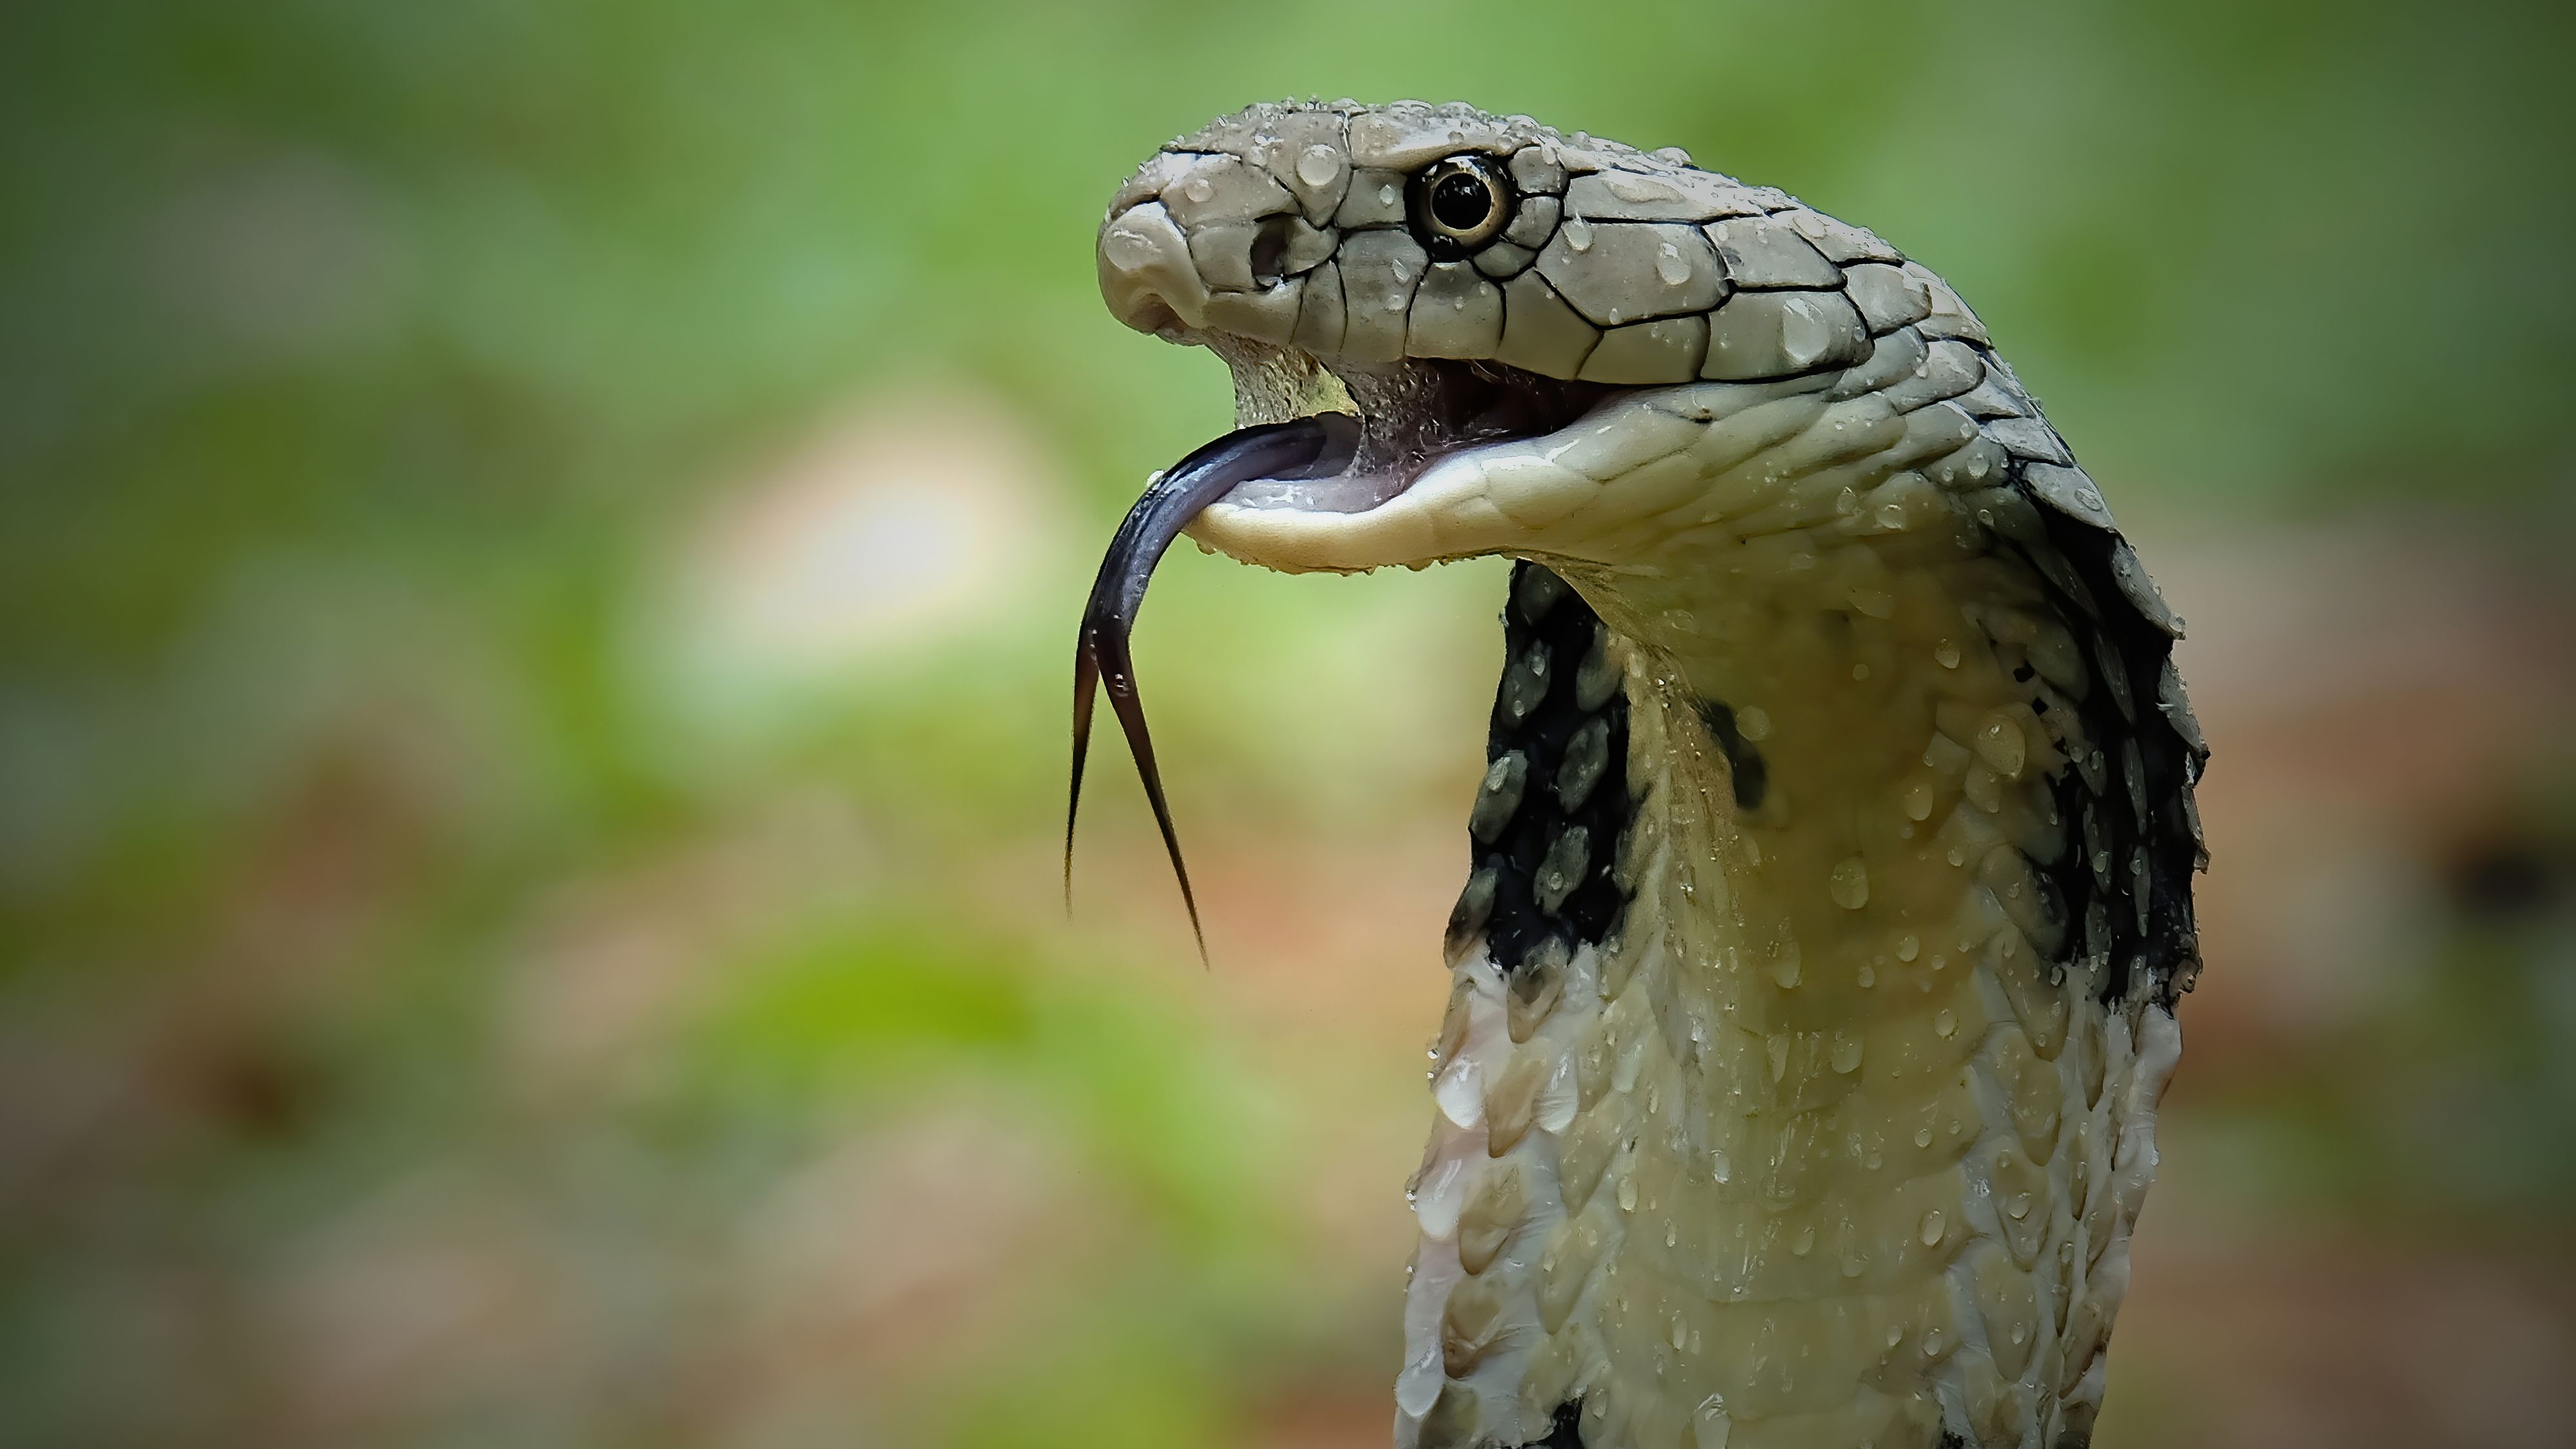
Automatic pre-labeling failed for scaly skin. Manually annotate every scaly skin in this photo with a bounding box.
[1092,100,2208,1449]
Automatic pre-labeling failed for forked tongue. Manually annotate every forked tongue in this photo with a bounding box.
[1066,413,1358,958]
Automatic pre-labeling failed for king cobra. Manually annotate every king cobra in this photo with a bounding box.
[1068,100,2208,1449]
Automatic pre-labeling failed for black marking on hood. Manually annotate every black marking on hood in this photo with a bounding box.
[2009,485,2207,1010]
[1515,1399,1586,1448]
[1451,562,1638,978]
[1690,698,1771,811]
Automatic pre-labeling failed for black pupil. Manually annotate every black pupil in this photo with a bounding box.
[1430,171,1493,232]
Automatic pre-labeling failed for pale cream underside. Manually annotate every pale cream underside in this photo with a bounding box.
[1192,381,2183,1449]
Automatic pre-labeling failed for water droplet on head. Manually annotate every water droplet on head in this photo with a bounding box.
[1895,933,1920,961]
[1934,639,1962,668]
[1933,1009,1957,1037]
[1919,1209,1945,1245]
[1182,176,1214,204]
[1655,241,1692,286]
[1564,216,1595,252]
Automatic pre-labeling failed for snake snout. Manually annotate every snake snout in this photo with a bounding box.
[1098,200,1208,337]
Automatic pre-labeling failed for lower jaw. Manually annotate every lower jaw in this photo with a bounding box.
[1194,334,1618,524]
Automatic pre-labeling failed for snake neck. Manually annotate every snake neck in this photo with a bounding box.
[1403,561,2183,1449]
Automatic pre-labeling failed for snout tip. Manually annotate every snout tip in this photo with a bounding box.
[1097,200,1208,337]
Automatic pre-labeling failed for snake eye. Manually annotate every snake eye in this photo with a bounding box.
[1408,155,1512,259]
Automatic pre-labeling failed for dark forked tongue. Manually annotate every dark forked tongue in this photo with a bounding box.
[1066,413,1358,959]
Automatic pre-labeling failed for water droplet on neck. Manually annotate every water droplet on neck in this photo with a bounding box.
[1974,712,2027,777]
[1829,857,1870,909]
[1693,1394,1732,1448]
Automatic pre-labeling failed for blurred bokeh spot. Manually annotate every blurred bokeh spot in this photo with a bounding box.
[656,387,1063,724]
[1,2,2570,1447]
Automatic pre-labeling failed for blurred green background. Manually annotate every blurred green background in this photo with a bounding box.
[3,1,2573,1446]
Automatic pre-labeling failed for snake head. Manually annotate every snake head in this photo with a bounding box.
[1095,99,1965,576]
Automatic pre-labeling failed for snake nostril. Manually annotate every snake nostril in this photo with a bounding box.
[1249,214,1295,287]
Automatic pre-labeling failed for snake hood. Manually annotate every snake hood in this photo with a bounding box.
[1084,100,2209,1449]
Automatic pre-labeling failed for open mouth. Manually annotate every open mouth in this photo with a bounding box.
[1063,339,1613,951]
[1200,339,1615,513]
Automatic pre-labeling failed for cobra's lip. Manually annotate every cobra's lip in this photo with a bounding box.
[1173,343,1618,574]
[1186,458,1496,574]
